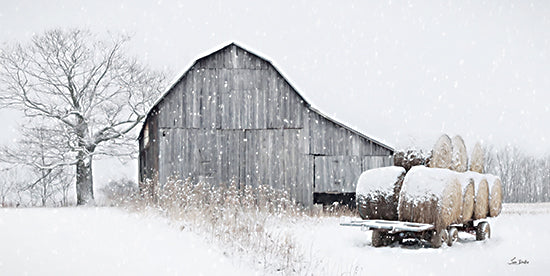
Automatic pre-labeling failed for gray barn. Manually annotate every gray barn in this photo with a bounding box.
[138,43,394,207]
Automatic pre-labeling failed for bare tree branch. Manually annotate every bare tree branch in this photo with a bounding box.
[0,28,168,205]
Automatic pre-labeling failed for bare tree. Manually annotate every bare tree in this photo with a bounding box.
[0,167,28,207]
[485,145,550,203]
[0,168,16,206]
[0,28,167,205]
[1,121,74,206]
[54,170,74,207]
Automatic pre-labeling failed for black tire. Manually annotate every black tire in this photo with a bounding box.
[372,230,392,247]
[447,227,458,246]
[476,222,491,241]
[430,229,447,248]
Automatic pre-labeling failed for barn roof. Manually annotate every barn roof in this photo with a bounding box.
[140,42,394,152]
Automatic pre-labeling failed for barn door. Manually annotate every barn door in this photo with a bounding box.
[244,129,284,189]
[313,156,362,193]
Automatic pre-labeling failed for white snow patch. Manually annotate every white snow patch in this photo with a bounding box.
[400,166,457,201]
[485,173,501,193]
[455,173,471,191]
[286,203,550,275]
[463,171,489,195]
[0,207,253,275]
[356,166,405,197]
[463,170,487,184]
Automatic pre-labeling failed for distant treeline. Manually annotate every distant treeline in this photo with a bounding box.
[484,146,550,203]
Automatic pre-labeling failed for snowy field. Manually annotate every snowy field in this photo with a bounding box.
[285,203,550,275]
[1,203,549,275]
[0,208,252,276]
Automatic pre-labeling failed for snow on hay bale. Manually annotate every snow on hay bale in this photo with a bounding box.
[469,142,484,173]
[451,135,468,172]
[393,149,430,172]
[356,166,406,220]
[398,166,462,231]
[464,171,489,220]
[486,174,503,217]
[429,134,453,169]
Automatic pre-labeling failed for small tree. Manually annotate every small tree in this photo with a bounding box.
[0,28,167,205]
[0,168,16,206]
[1,122,74,206]
[100,177,138,206]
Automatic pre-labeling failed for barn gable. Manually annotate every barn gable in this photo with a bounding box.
[139,43,394,206]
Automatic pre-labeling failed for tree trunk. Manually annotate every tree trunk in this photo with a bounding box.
[76,153,94,205]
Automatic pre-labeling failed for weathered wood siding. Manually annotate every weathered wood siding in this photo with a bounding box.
[156,52,306,130]
[138,108,160,197]
[139,43,393,206]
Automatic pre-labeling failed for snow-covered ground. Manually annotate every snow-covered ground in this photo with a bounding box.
[1,203,549,275]
[0,207,252,276]
[284,203,550,275]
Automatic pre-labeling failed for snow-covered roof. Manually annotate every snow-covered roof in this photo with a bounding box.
[139,42,394,152]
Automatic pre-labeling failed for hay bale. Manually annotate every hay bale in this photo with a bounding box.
[486,174,503,217]
[356,166,406,220]
[464,171,489,220]
[451,135,468,172]
[429,134,453,169]
[456,173,475,223]
[393,149,430,172]
[398,166,462,231]
[470,142,484,173]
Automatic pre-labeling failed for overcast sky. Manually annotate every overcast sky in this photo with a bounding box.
[1,0,549,182]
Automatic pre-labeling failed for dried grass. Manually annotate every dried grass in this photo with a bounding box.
[127,178,305,273]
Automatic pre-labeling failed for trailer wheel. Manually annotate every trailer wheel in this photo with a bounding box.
[372,230,392,247]
[430,229,447,248]
[447,227,458,246]
[476,222,491,241]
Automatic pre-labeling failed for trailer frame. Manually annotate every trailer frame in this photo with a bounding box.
[340,219,491,248]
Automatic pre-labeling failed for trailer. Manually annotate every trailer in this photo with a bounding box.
[340,219,491,248]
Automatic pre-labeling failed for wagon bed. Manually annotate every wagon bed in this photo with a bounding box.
[340,220,434,233]
[341,219,491,248]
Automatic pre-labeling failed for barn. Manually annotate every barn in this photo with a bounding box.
[138,43,394,207]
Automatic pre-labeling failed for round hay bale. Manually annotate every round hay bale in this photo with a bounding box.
[486,174,503,217]
[394,149,430,172]
[464,171,489,220]
[398,166,462,231]
[393,151,406,169]
[451,135,468,172]
[429,134,453,169]
[356,166,406,220]
[470,142,484,173]
[456,173,475,223]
